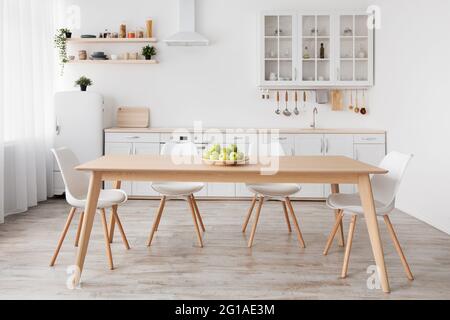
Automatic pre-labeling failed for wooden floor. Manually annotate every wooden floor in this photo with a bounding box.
[0,198,449,300]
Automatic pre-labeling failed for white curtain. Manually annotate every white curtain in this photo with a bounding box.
[0,0,56,222]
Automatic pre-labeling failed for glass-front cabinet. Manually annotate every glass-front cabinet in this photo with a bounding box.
[260,11,373,87]
[262,13,297,85]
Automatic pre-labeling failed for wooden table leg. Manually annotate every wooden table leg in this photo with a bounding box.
[358,174,390,293]
[331,184,345,247]
[74,172,102,281]
[109,180,121,243]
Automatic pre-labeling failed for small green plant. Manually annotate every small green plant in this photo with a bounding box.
[142,45,157,60]
[75,76,93,91]
[54,28,71,75]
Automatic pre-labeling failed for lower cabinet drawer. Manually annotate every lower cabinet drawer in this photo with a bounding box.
[105,132,160,143]
[354,134,385,144]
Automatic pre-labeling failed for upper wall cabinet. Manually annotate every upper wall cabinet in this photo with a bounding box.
[261,13,298,85]
[259,11,374,88]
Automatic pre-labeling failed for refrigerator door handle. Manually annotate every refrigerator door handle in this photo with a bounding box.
[55,119,61,136]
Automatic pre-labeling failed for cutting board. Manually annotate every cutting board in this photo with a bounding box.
[116,107,149,128]
[331,90,344,111]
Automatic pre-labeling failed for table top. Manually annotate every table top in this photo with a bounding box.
[77,155,387,175]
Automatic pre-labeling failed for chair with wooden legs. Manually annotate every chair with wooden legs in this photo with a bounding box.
[50,147,129,270]
[323,151,414,280]
[147,141,206,248]
[242,142,306,248]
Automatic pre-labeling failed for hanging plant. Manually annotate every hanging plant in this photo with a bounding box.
[54,28,71,75]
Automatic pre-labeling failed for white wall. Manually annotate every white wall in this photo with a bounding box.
[370,0,450,234]
[58,0,378,129]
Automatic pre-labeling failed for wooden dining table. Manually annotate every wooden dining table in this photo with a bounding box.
[75,155,391,293]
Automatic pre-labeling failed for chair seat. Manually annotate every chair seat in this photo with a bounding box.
[246,183,301,197]
[326,193,393,216]
[68,189,127,209]
[152,182,205,196]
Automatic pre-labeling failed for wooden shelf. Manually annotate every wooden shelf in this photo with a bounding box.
[67,38,157,44]
[68,60,159,65]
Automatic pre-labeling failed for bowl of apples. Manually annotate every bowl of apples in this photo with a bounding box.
[202,143,248,166]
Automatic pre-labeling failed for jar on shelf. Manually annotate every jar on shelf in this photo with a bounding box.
[119,23,127,38]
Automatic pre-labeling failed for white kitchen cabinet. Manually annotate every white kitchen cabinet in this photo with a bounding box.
[260,12,298,86]
[323,134,354,195]
[294,134,324,197]
[354,143,386,166]
[336,13,374,86]
[259,11,373,87]
[300,14,334,85]
[295,134,354,198]
[104,142,133,195]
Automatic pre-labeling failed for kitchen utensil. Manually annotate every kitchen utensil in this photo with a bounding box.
[354,90,360,113]
[283,91,291,116]
[331,90,344,111]
[316,90,329,104]
[348,90,354,110]
[117,107,150,128]
[275,91,281,115]
[302,91,307,112]
[360,90,367,115]
[293,91,300,115]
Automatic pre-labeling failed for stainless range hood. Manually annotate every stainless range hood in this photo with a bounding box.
[164,0,209,46]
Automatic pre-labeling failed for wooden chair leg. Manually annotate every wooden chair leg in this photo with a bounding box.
[100,209,114,270]
[113,210,130,250]
[336,210,345,247]
[147,196,166,246]
[242,195,258,233]
[285,197,306,248]
[323,211,345,255]
[74,211,84,247]
[187,196,204,248]
[281,201,292,233]
[248,196,264,248]
[383,215,414,280]
[341,215,357,278]
[191,194,205,232]
[50,207,76,266]
[109,207,116,243]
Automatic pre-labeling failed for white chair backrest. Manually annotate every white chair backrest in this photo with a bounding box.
[161,141,199,157]
[51,147,89,200]
[371,151,413,206]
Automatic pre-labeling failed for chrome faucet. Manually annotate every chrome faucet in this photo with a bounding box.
[310,107,318,129]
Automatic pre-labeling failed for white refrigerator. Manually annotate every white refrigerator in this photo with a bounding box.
[53,91,104,195]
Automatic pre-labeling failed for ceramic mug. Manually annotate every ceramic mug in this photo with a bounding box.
[110,54,118,60]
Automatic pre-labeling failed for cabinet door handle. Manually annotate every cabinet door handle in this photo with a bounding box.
[355,149,359,160]
[294,67,297,81]
[320,138,324,153]
[125,136,140,139]
[325,139,329,154]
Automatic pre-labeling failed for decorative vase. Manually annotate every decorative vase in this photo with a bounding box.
[145,56,152,60]
[80,85,87,92]
[65,32,72,39]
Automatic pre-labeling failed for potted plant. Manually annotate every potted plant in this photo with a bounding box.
[75,76,93,92]
[142,45,157,60]
[54,28,72,74]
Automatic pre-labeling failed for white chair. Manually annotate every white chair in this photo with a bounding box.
[147,141,206,247]
[50,147,129,270]
[243,142,306,248]
[323,151,414,280]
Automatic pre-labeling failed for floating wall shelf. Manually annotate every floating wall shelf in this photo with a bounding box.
[68,60,159,65]
[67,38,158,44]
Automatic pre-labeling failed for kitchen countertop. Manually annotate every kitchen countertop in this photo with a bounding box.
[105,127,386,134]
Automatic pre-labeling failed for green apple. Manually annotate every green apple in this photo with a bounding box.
[210,151,220,161]
[229,152,238,161]
[237,152,245,161]
[219,152,228,161]
[213,144,221,153]
[225,146,233,155]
